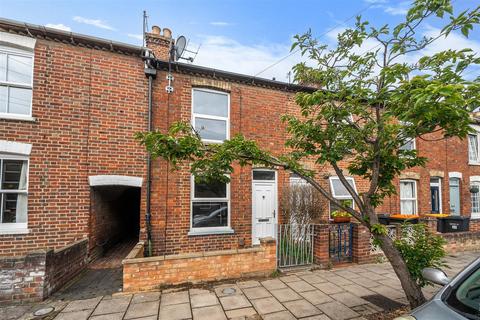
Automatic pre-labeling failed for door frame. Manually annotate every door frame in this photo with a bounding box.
[251,169,278,245]
[430,177,442,213]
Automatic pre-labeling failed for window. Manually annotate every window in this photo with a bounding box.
[400,180,417,215]
[399,139,416,151]
[253,170,275,181]
[192,88,229,143]
[329,176,357,213]
[468,133,480,164]
[0,46,33,118]
[471,182,480,218]
[190,176,231,233]
[0,156,28,233]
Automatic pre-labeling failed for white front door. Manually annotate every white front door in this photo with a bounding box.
[252,181,277,245]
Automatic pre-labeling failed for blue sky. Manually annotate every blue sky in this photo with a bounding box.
[1,0,479,81]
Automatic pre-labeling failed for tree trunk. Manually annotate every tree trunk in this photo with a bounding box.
[377,233,427,308]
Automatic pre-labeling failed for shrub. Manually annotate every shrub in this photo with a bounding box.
[394,224,447,287]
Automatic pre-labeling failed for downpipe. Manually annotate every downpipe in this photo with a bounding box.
[143,50,157,257]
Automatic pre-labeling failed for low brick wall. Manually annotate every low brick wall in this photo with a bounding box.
[0,251,47,305]
[122,238,276,293]
[442,231,480,253]
[0,238,88,306]
[45,238,89,296]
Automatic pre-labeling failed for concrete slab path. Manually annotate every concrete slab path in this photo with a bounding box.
[8,251,479,320]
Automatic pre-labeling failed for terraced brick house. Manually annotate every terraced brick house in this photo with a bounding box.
[0,17,479,304]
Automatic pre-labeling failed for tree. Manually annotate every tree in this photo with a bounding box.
[137,0,480,308]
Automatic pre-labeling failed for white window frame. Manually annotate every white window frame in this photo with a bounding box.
[191,88,230,144]
[0,45,35,121]
[399,138,416,152]
[400,179,418,215]
[468,127,480,165]
[0,154,29,234]
[470,176,480,219]
[328,176,357,217]
[430,177,442,214]
[189,175,233,235]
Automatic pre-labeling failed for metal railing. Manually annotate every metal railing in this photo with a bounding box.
[329,223,354,263]
[370,224,414,254]
[277,224,314,268]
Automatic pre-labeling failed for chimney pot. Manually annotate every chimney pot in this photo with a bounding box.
[151,25,161,35]
[163,28,172,38]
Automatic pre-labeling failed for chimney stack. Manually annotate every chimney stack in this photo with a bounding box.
[145,25,173,61]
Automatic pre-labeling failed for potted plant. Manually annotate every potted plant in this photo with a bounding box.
[331,211,352,223]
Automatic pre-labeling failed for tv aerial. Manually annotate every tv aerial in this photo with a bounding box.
[166,35,201,94]
[171,35,200,63]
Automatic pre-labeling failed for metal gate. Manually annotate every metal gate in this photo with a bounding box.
[329,223,353,263]
[277,224,314,268]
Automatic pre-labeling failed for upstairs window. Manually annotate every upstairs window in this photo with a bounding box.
[192,88,229,143]
[0,46,33,118]
[0,156,28,232]
[329,176,357,213]
[400,180,417,215]
[399,139,416,152]
[468,133,480,164]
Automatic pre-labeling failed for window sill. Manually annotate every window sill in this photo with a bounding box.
[468,162,480,166]
[188,228,234,236]
[0,114,36,122]
[0,228,30,235]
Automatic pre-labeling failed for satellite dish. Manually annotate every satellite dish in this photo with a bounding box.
[175,36,187,61]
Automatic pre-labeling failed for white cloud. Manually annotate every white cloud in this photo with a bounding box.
[73,16,115,31]
[127,33,143,40]
[189,35,300,82]
[210,21,232,27]
[364,0,387,3]
[383,4,409,16]
[45,23,71,32]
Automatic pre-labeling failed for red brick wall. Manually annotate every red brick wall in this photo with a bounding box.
[0,39,148,257]
[122,237,276,292]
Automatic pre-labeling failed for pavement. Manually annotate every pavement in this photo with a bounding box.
[5,251,479,320]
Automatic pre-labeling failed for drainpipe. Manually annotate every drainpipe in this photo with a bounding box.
[143,49,157,256]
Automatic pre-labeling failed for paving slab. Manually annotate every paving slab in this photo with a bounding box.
[283,299,321,318]
[191,292,219,308]
[351,304,383,316]
[313,282,345,295]
[301,315,331,320]
[192,305,227,320]
[124,301,159,319]
[132,291,160,304]
[225,307,258,319]
[269,288,302,302]
[317,301,359,320]
[190,288,211,296]
[54,310,92,320]
[287,280,316,293]
[356,272,387,281]
[325,276,353,286]
[90,313,124,320]
[92,297,131,315]
[161,291,190,306]
[280,275,302,283]
[159,302,191,320]
[340,284,375,297]
[262,311,296,320]
[261,279,287,290]
[300,290,333,305]
[62,297,102,312]
[237,280,261,289]
[330,292,368,307]
[250,297,285,314]
[298,274,327,284]
[333,270,361,279]
[370,286,405,300]
[220,294,251,310]
[242,286,272,300]
[350,278,381,289]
